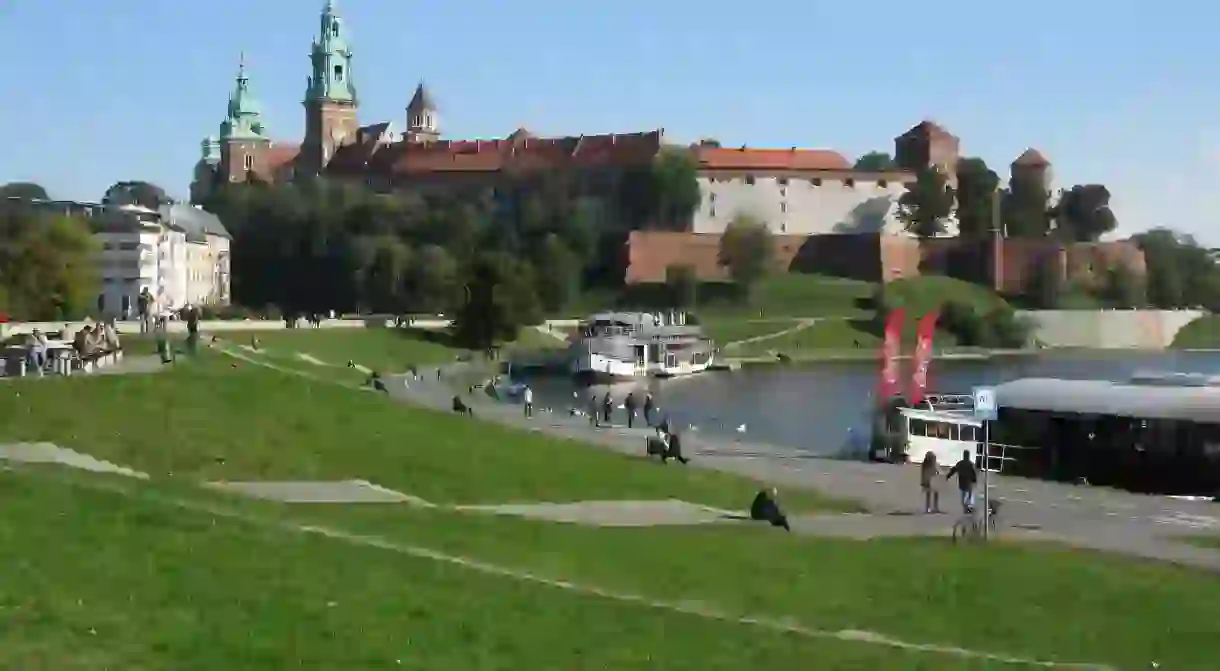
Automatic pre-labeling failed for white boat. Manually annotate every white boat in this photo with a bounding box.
[569,311,716,383]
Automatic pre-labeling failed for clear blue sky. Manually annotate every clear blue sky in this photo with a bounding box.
[3,0,1215,242]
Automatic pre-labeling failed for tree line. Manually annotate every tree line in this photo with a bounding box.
[0,182,98,321]
[198,149,702,347]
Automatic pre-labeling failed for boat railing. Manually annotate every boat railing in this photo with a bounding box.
[980,441,1038,475]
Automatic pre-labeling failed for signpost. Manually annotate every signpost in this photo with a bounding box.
[972,386,997,539]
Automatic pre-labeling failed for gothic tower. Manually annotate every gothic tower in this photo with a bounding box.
[405,81,439,143]
[218,56,271,185]
[303,0,359,175]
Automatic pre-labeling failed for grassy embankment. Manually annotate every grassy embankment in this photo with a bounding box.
[693,274,1016,360]
[0,354,1218,668]
[1170,314,1220,349]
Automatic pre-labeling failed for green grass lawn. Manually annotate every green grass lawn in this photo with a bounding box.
[0,471,962,671]
[703,317,804,346]
[1171,314,1220,349]
[284,504,1220,671]
[699,274,876,319]
[3,352,1220,669]
[211,327,462,373]
[0,354,843,511]
[729,318,879,356]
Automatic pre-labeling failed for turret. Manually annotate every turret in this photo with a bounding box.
[303,0,360,174]
[405,81,439,143]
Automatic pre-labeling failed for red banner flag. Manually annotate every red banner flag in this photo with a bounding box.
[909,311,940,406]
[878,308,904,400]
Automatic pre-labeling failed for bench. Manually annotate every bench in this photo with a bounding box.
[77,347,123,374]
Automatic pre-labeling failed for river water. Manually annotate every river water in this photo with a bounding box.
[521,350,1220,456]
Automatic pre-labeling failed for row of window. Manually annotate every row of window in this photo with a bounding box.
[707,176,891,188]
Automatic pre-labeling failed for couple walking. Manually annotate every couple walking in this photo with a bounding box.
[920,449,979,514]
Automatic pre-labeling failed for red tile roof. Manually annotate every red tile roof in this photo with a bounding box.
[692,146,850,172]
[265,143,301,171]
[327,129,662,176]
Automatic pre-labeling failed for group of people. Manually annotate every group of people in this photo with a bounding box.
[586,390,658,429]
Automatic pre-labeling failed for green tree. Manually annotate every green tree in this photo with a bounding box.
[1023,255,1064,309]
[665,264,698,308]
[451,252,543,349]
[0,210,98,320]
[897,167,955,238]
[534,233,581,313]
[953,158,1000,239]
[717,214,775,301]
[853,151,896,171]
[1098,263,1145,309]
[1054,184,1118,242]
[1131,228,1220,309]
[618,148,701,230]
[103,180,171,209]
[1003,174,1053,238]
[0,182,50,201]
[410,244,460,314]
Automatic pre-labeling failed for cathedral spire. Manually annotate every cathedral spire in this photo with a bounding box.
[220,54,266,140]
[305,0,357,105]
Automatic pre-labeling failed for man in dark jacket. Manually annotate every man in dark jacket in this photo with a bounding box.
[663,430,689,464]
[946,449,978,513]
[750,488,790,532]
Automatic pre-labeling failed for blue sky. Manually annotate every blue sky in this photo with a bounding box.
[3,0,1216,242]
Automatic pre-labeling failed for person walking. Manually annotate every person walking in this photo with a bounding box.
[919,451,942,514]
[946,449,979,514]
[522,385,534,418]
[643,393,655,426]
[602,393,614,425]
[624,392,638,428]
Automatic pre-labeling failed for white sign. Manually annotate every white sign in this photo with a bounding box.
[973,386,997,421]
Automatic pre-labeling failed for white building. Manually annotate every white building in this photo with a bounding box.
[6,198,232,318]
[92,202,231,317]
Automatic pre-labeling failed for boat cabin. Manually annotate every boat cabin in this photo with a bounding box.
[990,374,1220,495]
[898,406,984,470]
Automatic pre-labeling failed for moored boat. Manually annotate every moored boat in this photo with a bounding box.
[569,311,716,383]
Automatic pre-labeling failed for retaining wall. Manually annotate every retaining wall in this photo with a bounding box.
[1018,310,1204,349]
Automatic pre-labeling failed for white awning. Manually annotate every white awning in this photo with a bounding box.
[994,377,1220,423]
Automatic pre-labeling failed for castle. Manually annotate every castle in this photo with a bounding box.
[190,1,1140,293]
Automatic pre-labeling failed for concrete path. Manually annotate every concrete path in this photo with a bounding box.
[386,362,1220,571]
[723,318,817,349]
[213,343,1220,570]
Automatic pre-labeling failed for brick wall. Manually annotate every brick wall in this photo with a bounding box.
[624,231,1146,293]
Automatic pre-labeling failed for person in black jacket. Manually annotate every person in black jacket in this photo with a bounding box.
[750,487,790,532]
[946,450,978,513]
[663,430,689,464]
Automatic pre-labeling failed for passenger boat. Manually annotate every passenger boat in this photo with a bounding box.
[878,373,1220,496]
[568,311,716,383]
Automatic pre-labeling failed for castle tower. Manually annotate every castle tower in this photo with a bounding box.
[218,56,272,184]
[404,81,439,144]
[894,120,960,176]
[303,0,359,175]
[1010,148,1053,191]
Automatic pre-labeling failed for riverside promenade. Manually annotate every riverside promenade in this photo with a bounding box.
[387,363,1220,571]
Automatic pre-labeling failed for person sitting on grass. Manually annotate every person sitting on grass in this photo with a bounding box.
[750,487,790,532]
[366,371,387,393]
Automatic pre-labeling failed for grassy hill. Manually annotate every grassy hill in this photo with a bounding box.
[1170,314,1220,348]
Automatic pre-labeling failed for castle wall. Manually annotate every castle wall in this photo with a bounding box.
[692,171,913,235]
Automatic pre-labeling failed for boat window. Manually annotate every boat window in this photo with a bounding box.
[961,425,977,442]
[910,419,929,437]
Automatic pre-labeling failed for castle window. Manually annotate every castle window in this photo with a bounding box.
[243,154,253,171]
[780,223,787,233]
[844,178,856,188]
[709,192,716,203]
[745,175,755,186]
[334,65,343,81]
[810,178,822,187]
[710,206,717,218]
[780,202,787,214]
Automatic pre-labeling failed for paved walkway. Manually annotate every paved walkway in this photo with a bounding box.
[723,318,817,349]
[386,361,1220,571]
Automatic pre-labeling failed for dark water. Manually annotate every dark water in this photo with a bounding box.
[521,351,1220,456]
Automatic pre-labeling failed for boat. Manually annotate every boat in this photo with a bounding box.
[880,372,1220,496]
[568,311,716,383]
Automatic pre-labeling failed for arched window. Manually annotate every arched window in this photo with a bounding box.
[331,22,339,37]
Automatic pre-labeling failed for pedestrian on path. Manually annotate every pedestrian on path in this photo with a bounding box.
[946,449,978,514]
[602,393,614,425]
[643,393,654,426]
[919,451,942,514]
[624,392,637,428]
[522,385,534,418]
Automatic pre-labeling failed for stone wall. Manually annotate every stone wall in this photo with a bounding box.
[1018,310,1203,349]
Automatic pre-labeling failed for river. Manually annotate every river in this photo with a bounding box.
[519,350,1220,456]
